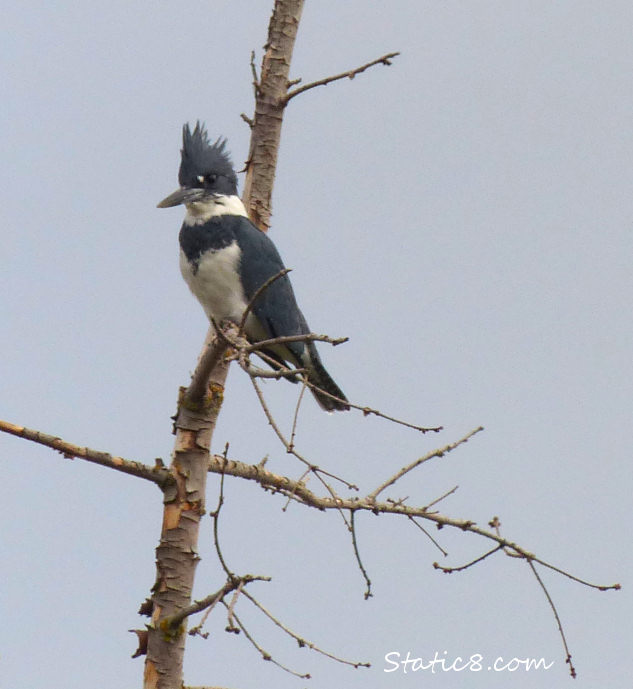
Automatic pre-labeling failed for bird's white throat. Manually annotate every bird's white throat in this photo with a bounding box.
[184,194,248,225]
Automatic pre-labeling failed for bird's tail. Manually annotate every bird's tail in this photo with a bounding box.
[305,346,349,412]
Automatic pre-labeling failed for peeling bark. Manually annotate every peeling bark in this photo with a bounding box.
[145,369,228,689]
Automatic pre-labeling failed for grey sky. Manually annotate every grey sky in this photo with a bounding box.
[1,2,630,688]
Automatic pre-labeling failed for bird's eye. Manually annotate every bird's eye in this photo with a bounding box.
[205,173,218,184]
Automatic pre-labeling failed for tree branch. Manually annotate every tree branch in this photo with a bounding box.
[0,418,169,486]
[206,451,620,593]
[284,52,400,103]
[366,426,483,501]
[164,575,271,631]
[241,589,370,668]
[222,603,310,679]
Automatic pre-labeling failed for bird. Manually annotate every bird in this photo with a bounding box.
[157,122,349,412]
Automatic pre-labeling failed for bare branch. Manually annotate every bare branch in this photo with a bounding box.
[222,327,441,436]
[530,556,621,591]
[211,462,234,579]
[244,332,349,351]
[0,419,169,486]
[302,378,442,433]
[350,510,372,599]
[222,603,310,679]
[433,545,504,574]
[407,516,448,557]
[241,589,370,668]
[288,381,307,452]
[225,580,244,633]
[423,485,459,511]
[248,373,358,493]
[284,52,401,102]
[367,427,484,502]
[527,560,577,678]
[205,452,620,595]
[165,575,271,631]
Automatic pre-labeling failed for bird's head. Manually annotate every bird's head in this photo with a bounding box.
[157,121,238,209]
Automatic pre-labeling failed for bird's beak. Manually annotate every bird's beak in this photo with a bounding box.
[157,187,208,208]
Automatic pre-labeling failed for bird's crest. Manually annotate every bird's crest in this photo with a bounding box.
[178,121,237,190]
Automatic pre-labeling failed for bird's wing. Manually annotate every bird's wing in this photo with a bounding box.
[231,216,311,359]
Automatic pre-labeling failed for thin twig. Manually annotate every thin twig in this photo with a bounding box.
[240,113,254,128]
[288,381,307,452]
[238,268,291,335]
[433,545,504,574]
[407,516,448,557]
[302,379,442,434]
[350,510,372,599]
[222,603,310,679]
[249,375,353,532]
[244,332,348,351]
[285,52,400,102]
[424,485,459,511]
[227,328,441,437]
[531,556,621,591]
[367,427,484,502]
[248,375,357,491]
[211,464,233,579]
[241,589,371,668]
[527,559,577,678]
[225,580,244,633]
[281,467,311,512]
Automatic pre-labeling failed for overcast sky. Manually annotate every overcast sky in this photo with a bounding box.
[1,2,631,688]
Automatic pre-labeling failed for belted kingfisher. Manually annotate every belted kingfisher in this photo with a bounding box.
[157,122,349,412]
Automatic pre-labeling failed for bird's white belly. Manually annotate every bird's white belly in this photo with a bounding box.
[180,242,248,323]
